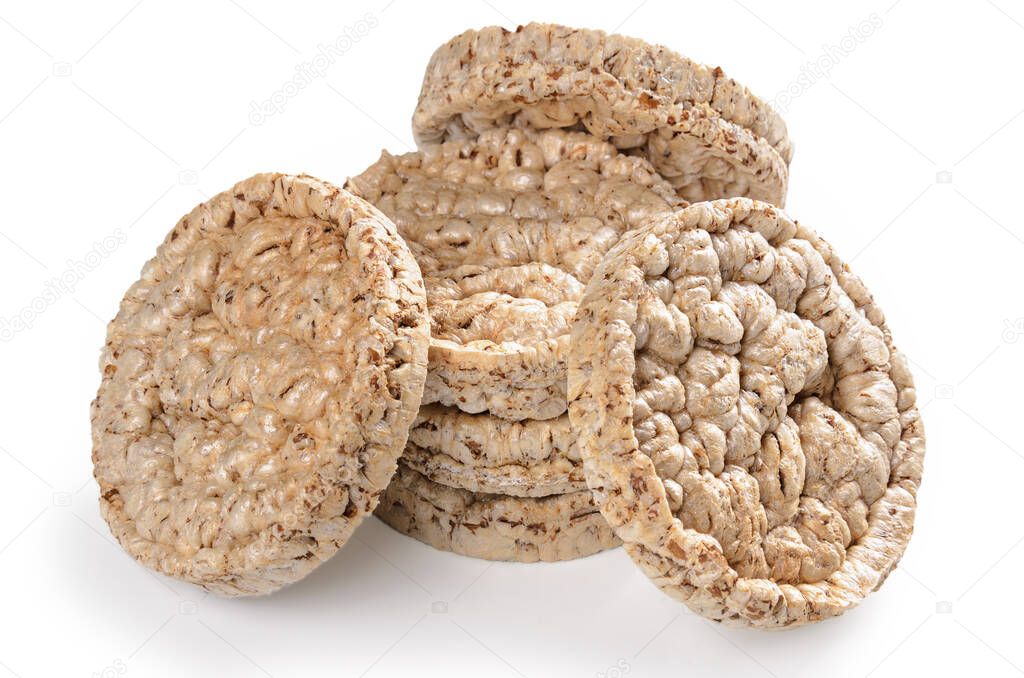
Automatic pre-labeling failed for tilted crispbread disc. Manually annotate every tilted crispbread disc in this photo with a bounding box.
[413,23,792,205]
[403,405,583,497]
[91,174,430,596]
[568,199,925,627]
[376,464,619,562]
[346,125,685,420]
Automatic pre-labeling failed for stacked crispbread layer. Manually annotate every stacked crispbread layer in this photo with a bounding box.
[347,124,689,560]
[346,24,790,562]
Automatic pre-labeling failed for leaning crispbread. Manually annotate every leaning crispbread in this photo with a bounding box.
[91,174,430,595]
[568,199,925,627]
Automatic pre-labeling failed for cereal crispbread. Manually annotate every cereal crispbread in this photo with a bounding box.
[91,174,430,595]
[568,199,925,627]
[413,23,791,205]
[347,126,685,420]
[376,464,619,562]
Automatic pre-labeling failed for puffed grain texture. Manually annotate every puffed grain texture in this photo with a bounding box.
[347,126,684,420]
[90,173,430,596]
[403,405,583,497]
[413,23,791,205]
[568,199,924,627]
[376,464,619,562]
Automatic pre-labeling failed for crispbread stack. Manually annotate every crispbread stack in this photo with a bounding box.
[86,19,925,628]
[412,23,792,205]
[347,125,685,561]
[345,23,793,562]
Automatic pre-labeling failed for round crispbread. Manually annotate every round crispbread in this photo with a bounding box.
[91,173,430,595]
[376,463,619,562]
[347,125,685,420]
[413,23,792,205]
[568,199,924,627]
[402,405,583,497]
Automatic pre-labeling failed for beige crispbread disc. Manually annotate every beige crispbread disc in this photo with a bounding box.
[347,125,685,420]
[568,199,925,628]
[376,464,619,562]
[413,23,792,205]
[90,173,430,596]
[402,405,583,497]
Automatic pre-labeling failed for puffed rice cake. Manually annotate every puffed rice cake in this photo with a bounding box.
[413,23,792,205]
[403,405,584,497]
[346,125,686,421]
[349,126,674,556]
[568,199,925,627]
[375,463,620,563]
[90,173,430,595]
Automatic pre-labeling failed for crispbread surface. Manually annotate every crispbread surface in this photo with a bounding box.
[568,199,925,627]
[403,405,583,496]
[413,23,791,205]
[347,126,684,420]
[91,173,430,596]
[376,464,619,562]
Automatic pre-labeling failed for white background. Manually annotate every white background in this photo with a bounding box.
[0,0,1020,676]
